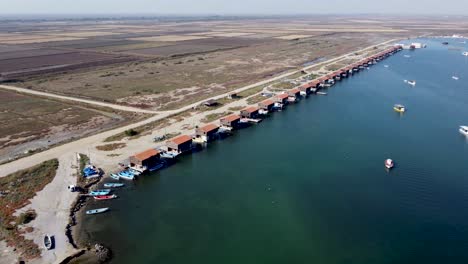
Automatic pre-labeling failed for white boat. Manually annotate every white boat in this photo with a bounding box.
[316,92,327,95]
[110,173,120,180]
[384,65,389,68]
[460,126,468,136]
[44,235,53,250]
[385,159,394,169]
[393,104,405,113]
[452,76,459,80]
[404,55,411,58]
[462,51,468,56]
[103,183,124,188]
[86,207,109,215]
[404,80,416,86]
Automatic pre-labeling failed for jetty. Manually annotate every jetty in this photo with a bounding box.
[118,45,403,179]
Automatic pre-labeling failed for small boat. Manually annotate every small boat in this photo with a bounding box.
[94,194,117,200]
[442,41,449,45]
[149,162,166,172]
[452,76,459,80]
[393,104,406,113]
[128,168,142,176]
[316,92,327,95]
[103,183,124,188]
[118,171,135,180]
[385,159,394,169]
[89,189,111,196]
[44,235,53,250]
[110,173,120,180]
[384,65,389,68]
[459,126,468,136]
[404,55,411,58]
[86,208,109,215]
[404,80,416,86]
[463,51,468,56]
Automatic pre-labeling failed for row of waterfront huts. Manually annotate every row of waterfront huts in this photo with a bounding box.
[126,45,402,174]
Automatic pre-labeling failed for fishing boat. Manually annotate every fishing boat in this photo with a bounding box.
[159,151,179,159]
[94,194,117,200]
[459,126,468,136]
[86,208,109,215]
[110,173,120,180]
[128,168,141,176]
[393,104,406,113]
[385,159,394,169]
[44,235,53,250]
[118,171,135,180]
[149,162,166,172]
[89,189,111,196]
[103,183,124,188]
[452,76,459,80]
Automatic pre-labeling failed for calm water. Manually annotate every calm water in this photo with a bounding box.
[82,38,468,264]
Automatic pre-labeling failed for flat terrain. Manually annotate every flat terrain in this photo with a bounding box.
[0,89,141,163]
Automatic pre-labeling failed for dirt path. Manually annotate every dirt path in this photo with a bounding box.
[0,84,159,114]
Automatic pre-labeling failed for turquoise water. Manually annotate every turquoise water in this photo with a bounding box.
[82,38,468,263]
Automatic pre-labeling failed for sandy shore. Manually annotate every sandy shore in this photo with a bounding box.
[0,38,399,263]
[1,154,80,264]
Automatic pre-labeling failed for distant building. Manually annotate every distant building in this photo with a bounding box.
[130,148,160,167]
[220,114,241,129]
[195,124,219,142]
[166,135,193,153]
[258,99,275,111]
[240,106,260,118]
[203,99,218,107]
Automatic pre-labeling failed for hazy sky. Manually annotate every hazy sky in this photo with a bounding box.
[1,0,467,15]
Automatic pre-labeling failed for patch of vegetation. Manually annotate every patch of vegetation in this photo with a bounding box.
[16,210,37,225]
[124,129,138,137]
[247,94,265,104]
[201,112,232,123]
[0,159,59,259]
[96,143,126,151]
[103,119,170,142]
[237,85,267,98]
[78,153,90,177]
[228,106,245,111]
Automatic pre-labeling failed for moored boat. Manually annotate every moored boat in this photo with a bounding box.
[385,159,394,169]
[110,173,120,180]
[118,171,135,180]
[86,208,109,215]
[89,189,111,196]
[393,104,406,113]
[94,194,117,200]
[103,183,124,188]
[459,126,468,136]
[44,235,53,250]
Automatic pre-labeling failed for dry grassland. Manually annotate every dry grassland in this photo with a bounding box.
[130,35,212,42]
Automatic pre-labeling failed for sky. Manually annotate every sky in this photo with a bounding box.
[0,0,467,15]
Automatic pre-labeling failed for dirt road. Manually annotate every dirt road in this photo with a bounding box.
[0,84,159,114]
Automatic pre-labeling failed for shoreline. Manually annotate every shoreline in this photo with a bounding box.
[69,41,403,263]
[0,38,402,264]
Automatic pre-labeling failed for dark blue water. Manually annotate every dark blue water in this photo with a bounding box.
[82,38,468,264]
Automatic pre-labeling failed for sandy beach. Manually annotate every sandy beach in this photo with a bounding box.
[0,38,398,263]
